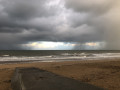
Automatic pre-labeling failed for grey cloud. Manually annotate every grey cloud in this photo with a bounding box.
[0,27,24,33]
[2,0,56,19]
[64,0,120,50]
[0,0,59,49]
[0,44,22,50]
[65,0,114,14]
[0,0,120,50]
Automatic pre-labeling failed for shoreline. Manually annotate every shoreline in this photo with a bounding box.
[0,59,120,90]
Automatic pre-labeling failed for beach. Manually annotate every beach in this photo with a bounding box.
[0,59,120,90]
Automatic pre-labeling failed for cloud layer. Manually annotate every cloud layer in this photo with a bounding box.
[0,0,120,50]
[65,0,120,49]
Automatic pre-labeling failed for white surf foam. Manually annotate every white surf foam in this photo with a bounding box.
[0,53,120,62]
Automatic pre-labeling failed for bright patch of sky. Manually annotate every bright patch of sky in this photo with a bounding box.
[22,41,105,50]
[23,41,75,50]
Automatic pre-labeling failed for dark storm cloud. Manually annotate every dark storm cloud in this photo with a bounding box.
[0,44,24,50]
[64,0,120,50]
[0,0,120,50]
[2,0,56,19]
[0,0,60,49]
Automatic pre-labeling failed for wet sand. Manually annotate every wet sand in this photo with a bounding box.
[0,59,120,90]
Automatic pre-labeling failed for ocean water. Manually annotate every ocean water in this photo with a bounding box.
[0,50,120,63]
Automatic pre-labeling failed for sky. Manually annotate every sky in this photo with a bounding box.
[0,0,120,50]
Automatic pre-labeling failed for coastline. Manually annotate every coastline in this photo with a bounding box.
[0,59,120,90]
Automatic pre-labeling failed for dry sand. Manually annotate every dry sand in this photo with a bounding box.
[0,59,120,90]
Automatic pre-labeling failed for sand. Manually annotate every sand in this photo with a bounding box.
[0,59,120,90]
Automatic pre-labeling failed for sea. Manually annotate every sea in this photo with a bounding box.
[0,50,120,64]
